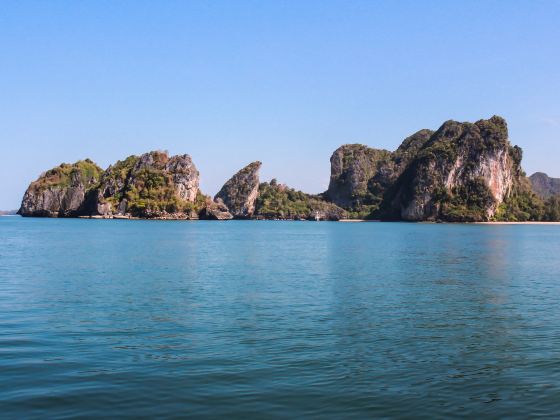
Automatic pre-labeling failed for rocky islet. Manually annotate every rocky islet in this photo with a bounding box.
[18,116,560,222]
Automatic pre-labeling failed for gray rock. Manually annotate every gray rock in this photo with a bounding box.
[199,198,234,220]
[390,116,518,221]
[18,160,102,217]
[529,172,560,198]
[165,154,199,202]
[95,151,200,217]
[215,162,261,218]
[327,144,393,210]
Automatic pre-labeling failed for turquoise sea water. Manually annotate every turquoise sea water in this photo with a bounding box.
[1,217,560,418]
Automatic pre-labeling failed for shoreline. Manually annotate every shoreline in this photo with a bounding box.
[6,215,557,224]
[474,221,560,225]
[340,219,560,225]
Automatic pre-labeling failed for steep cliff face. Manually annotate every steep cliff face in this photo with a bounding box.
[326,145,392,211]
[166,154,200,202]
[390,117,519,221]
[18,160,102,217]
[19,115,539,222]
[95,155,138,215]
[326,116,526,221]
[215,162,261,218]
[529,172,560,198]
[96,151,200,217]
[326,130,434,216]
[393,129,435,170]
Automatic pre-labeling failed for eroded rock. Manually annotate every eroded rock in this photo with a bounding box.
[215,162,261,218]
[18,159,102,217]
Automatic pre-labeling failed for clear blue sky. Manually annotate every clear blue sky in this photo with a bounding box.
[1,0,559,209]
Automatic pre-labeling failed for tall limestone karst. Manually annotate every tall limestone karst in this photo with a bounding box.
[326,144,393,211]
[388,116,521,221]
[214,161,262,218]
[327,116,536,222]
[19,116,550,222]
[326,129,434,216]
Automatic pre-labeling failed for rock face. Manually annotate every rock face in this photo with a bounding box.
[96,151,200,217]
[166,155,200,202]
[389,116,519,221]
[199,198,234,220]
[529,172,560,198]
[19,151,202,219]
[18,160,102,217]
[20,116,542,222]
[327,145,392,210]
[327,116,524,221]
[215,162,261,218]
[326,129,434,216]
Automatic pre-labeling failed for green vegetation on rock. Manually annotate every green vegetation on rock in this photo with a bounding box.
[256,180,345,220]
[18,159,103,217]
[327,144,393,211]
[35,159,102,191]
[215,161,261,218]
[544,196,560,221]
[97,151,202,218]
[332,116,542,222]
[494,177,545,222]
[18,116,560,222]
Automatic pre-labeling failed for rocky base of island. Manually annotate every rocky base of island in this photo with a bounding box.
[18,116,560,222]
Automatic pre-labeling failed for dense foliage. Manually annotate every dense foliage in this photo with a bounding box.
[256,180,345,220]
[544,196,560,221]
[19,116,560,223]
[34,159,102,191]
[437,178,496,222]
[329,116,560,222]
[96,151,204,217]
[494,178,545,222]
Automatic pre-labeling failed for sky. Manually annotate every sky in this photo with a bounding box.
[1,0,559,209]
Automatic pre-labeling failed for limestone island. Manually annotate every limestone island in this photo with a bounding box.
[18,116,560,222]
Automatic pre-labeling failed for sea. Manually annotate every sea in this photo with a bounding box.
[1,217,560,418]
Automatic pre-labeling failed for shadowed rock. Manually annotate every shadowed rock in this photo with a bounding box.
[199,198,233,220]
[18,159,102,217]
[326,116,533,222]
[215,161,262,218]
[326,129,434,215]
[388,116,519,221]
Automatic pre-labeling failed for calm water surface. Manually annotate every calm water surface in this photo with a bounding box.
[1,217,560,418]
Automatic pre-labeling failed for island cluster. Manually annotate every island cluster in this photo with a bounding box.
[18,116,560,222]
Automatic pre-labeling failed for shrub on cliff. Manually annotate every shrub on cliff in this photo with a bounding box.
[256,181,345,220]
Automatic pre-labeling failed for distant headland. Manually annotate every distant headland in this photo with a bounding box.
[17,116,560,222]
[0,210,18,216]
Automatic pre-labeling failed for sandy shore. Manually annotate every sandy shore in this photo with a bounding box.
[475,221,560,225]
[338,219,560,225]
[338,219,379,222]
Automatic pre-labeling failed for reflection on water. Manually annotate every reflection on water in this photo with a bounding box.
[1,218,560,418]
